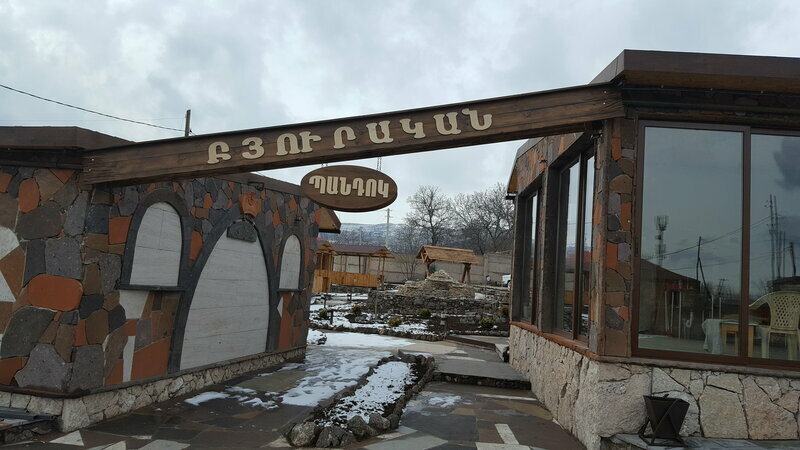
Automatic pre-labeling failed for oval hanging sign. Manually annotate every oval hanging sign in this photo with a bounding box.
[300,165,398,212]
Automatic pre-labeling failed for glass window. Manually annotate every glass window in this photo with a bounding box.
[638,127,743,356]
[555,153,595,336]
[749,134,800,361]
[520,192,539,322]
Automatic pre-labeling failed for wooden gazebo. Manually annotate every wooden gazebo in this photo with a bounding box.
[313,242,393,292]
[416,245,479,283]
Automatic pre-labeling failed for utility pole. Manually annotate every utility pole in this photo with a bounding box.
[385,209,391,248]
[184,109,192,137]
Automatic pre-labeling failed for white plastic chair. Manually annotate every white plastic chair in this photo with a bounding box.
[749,291,800,360]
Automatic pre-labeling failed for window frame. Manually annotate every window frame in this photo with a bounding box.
[553,149,596,341]
[518,189,541,324]
[632,120,800,369]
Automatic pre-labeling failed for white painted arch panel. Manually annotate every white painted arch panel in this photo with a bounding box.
[279,235,302,290]
[129,202,182,286]
[180,232,270,370]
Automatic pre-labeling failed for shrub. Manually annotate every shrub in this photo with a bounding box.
[351,305,363,315]
[387,316,404,327]
[317,309,329,320]
[498,306,509,318]
[419,308,432,318]
[479,317,495,330]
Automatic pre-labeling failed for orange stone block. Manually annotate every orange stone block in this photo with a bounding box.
[49,169,74,184]
[190,231,202,261]
[606,243,618,270]
[0,173,11,193]
[611,137,622,161]
[74,320,87,346]
[203,193,212,209]
[105,359,123,385]
[18,178,39,212]
[131,338,170,380]
[239,192,261,217]
[616,305,630,322]
[147,184,156,192]
[108,216,132,245]
[124,319,137,336]
[620,203,632,230]
[272,211,281,227]
[27,274,82,311]
[0,357,27,385]
[288,198,297,212]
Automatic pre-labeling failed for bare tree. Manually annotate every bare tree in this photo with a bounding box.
[391,223,424,280]
[452,183,514,253]
[404,185,454,247]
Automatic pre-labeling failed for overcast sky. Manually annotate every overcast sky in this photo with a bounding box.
[2,0,799,224]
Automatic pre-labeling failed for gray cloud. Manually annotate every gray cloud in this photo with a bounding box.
[1,0,799,222]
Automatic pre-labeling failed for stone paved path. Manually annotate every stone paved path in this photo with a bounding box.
[4,332,582,449]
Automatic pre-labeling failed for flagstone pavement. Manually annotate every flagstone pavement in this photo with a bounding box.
[3,333,584,449]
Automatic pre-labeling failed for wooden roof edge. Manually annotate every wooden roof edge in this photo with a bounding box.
[416,245,479,264]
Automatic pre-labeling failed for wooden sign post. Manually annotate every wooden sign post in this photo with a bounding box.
[81,84,622,185]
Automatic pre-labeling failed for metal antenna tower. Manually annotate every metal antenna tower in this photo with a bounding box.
[655,215,669,266]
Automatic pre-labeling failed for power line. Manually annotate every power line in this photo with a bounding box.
[0,83,185,133]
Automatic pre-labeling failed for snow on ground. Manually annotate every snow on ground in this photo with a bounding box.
[307,329,327,344]
[185,386,277,409]
[407,392,468,410]
[321,331,416,349]
[276,346,393,407]
[183,331,420,414]
[185,391,230,405]
[322,361,415,425]
[311,311,436,335]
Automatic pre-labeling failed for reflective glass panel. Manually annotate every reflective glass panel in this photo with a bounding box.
[556,162,581,332]
[638,127,743,355]
[750,134,800,361]
[580,155,595,335]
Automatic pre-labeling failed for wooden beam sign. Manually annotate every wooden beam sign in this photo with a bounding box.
[82,83,622,185]
[301,165,397,212]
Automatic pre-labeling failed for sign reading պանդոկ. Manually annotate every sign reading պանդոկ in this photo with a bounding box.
[300,165,397,212]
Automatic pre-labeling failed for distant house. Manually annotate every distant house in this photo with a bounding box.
[312,241,393,291]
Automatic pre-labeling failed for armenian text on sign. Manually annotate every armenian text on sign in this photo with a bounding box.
[207,108,492,165]
[300,165,398,212]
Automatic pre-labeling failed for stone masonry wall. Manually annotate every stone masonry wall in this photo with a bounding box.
[510,326,800,450]
[0,166,319,395]
[4,347,304,432]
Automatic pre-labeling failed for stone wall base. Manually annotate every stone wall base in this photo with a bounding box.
[509,327,800,450]
[0,347,306,433]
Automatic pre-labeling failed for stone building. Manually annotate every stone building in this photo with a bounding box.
[0,127,338,430]
[506,51,800,448]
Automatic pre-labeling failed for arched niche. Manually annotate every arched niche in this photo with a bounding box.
[179,224,270,370]
[279,235,302,290]
[129,202,182,287]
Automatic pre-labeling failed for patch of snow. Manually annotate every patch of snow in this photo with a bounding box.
[278,347,391,406]
[323,332,416,348]
[408,392,467,410]
[427,394,463,408]
[322,361,415,425]
[242,397,278,409]
[474,293,486,300]
[308,329,327,345]
[185,391,230,405]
